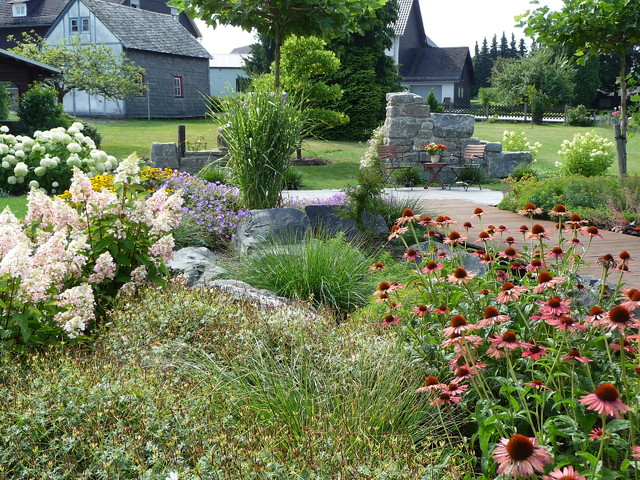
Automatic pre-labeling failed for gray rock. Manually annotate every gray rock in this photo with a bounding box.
[167,247,227,287]
[485,142,503,153]
[305,205,388,239]
[383,117,423,139]
[232,208,310,254]
[150,142,179,170]
[386,103,430,118]
[488,151,532,179]
[386,92,423,105]
[207,279,292,309]
[432,113,475,138]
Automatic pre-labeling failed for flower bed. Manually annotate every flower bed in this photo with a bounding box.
[366,205,640,478]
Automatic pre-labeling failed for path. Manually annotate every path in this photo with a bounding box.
[284,187,640,286]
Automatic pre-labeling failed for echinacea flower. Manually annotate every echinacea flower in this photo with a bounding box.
[492,434,552,479]
[369,262,385,271]
[496,282,528,303]
[523,379,550,390]
[588,427,609,441]
[631,446,640,460]
[521,343,549,361]
[447,267,476,285]
[517,224,529,234]
[388,225,409,240]
[489,330,529,351]
[546,246,566,260]
[505,236,517,245]
[539,296,572,320]
[610,338,637,354]
[549,204,571,216]
[471,207,486,218]
[381,314,400,326]
[561,348,592,363]
[403,248,421,262]
[526,224,552,241]
[462,221,473,230]
[476,230,495,243]
[546,316,585,332]
[421,260,443,274]
[618,250,635,264]
[396,208,422,225]
[518,203,543,216]
[542,465,586,480]
[532,271,565,294]
[583,305,606,326]
[412,305,430,317]
[415,375,446,393]
[476,306,510,328]
[430,392,462,406]
[499,247,520,260]
[580,383,632,418]
[443,314,475,336]
[434,305,450,315]
[600,305,640,334]
[374,281,392,296]
[386,301,403,312]
[581,225,603,238]
[443,231,468,245]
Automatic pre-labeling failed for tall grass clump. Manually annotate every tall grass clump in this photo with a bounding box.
[214,89,306,209]
[240,232,373,316]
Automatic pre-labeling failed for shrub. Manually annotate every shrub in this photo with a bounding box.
[240,232,373,316]
[0,123,116,194]
[502,130,541,161]
[557,131,614,177]
[16,83,66,135]
[0,83,9,120]
[566,104,593,126]
[0,154,182,350]
[392,167,422,187]
[282,166,304,190]
[426,88,445,113]
[509,162,539,182]
[214,89,306,209]
[197,161,233,185]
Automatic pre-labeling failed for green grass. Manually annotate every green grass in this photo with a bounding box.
[298,139,366,189]
[474,121,640,174]
[0,196,27,218]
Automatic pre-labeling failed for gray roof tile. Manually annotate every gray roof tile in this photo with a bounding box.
[400,47,471,81]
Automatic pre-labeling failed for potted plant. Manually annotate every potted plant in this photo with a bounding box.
[424,142,447,162]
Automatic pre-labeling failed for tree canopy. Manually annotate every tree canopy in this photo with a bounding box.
[9,33,144,103]
[173,0,386,89]
[520,0,640,174]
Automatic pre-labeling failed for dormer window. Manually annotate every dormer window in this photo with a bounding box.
[11,0,28,17]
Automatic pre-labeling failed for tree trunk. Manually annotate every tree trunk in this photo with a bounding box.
[273,26,282,91]
[616,53,628,176]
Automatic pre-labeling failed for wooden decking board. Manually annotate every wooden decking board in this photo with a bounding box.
[415,199,640,286]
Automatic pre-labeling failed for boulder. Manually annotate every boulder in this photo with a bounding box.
[432,113,475,138]
[304,205,388,239]
[167,247,227,287]
[386,92,423,105]
[232,208,310,254]
[150,142,179,170]
[207,279,292,309]
[489,151,532,179]
[383,117,423,140]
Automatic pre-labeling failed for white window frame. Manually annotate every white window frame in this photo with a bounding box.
[12,3,27,17]
[173,75,184,98]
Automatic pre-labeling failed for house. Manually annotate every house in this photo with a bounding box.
[391,0,474,105]
[43,0,210,117]
[0,0,201,49]
[209,53,249,96]
[0,47,61,95]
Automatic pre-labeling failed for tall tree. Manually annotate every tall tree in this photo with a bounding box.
[8,33,144,103]
[521,0,640,175]
[499,32,509,58]
[510,33,518,58]
[490,34,499,60]
[174,0,386,90]
[243,33,275,77]
[472,37,493,92]
[518,38,528,57]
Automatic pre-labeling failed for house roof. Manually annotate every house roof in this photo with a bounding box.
[231,45,252,55]
[75,0,210,58]
[0,46,61,73]
[392,0,437,48]
[399,47,473,82]
[210,54,246,69]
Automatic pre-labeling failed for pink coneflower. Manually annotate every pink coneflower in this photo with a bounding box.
[621,288,640,311]
[471,207,486,218]
[430,392,462,406]
[385,301,403,312]
[564,213,587,229]
[510,261,526,272]
[523,379,551,390]
[486,224,497,235]
[618,250,635,264]
[490,330,529,350]
[496,282,528,304]
[388,225,409,240]
[549,204,571,216]
[496,270,510,282]
[581,225,603,238]
[476,306,510,328]
[597,254,617,270]
[442,333,483,349]
[376,292,389,302]
[567,236,584,247]
[526,224,552,241]
[497,225,510,233]
[480,253,496,264]
[588,427,609,441]
[492,434,553,479]
[396,208,422,225]
[517,224,529,235]
[462,221,474,230]
[518,203,543,216]
[432,215,457,227]
[580,383,632,418]
[476,230,496,243]
[434,305,450,315]
[600,305,640,334]
[415,375,446,393]
[561,348,592,363]
[478,288,491,295]
[546,246,566,260]
[505,236,518,245]
[539,296,572,320]
[412,305,430,317]
[532,271,565,294]
[442,381,469,396]
[443,231,468,245]
[382,314,400,326]
[610,338,637,354]
[547,315,586,332]
[369,262,385,271]
[499,247,520,260]
[374,281,392,296]
[418,215,433,226]
[447,267,476,285]
[583,305,607,326]
[521,343,550,361]
[443,314,475,336]
[526,259,546,273]
[631,446,640,460]
[421,260,443,274]
[542,465,586,480]
[403,248,421,262]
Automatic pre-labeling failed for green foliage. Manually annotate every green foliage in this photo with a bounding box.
[197,162,232,184]
[490,46,575,107]
[16,83,66,135]
[0,83,9,120]
[557,131,615,176]
[392,166,422,187]
[9,33,144,103]
[477,87,499,106]
[282,166,304,190]
[509,162,539,182]
[566,104,594,127]
[341,165,385,232]
[244,33,276,77]
[240,232,373,315]
[502,130,541,160]
[426,88,445,113]
[214,89,306,209]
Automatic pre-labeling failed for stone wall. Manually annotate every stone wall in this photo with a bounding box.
[150,142,226,175]
[382,92,531,180]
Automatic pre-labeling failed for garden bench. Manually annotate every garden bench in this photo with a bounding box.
[448,144,485,190]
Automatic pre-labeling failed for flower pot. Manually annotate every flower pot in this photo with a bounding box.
[430,154,441,163]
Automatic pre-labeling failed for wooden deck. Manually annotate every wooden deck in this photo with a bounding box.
[421,199,640,286]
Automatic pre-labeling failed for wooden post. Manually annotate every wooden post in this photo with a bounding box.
[614,122,627,176]
[523,103,528,123]
[178,124,186,157]
[564,105,569,123]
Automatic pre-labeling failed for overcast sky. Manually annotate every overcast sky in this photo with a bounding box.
[196,0,566,55]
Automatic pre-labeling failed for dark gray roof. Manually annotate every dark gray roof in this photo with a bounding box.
[0,47,61,72]
[400,47,471,82]
[79,0,210,58]
[392,0,437,48]
[231,45,252,55]
[0,0,68,27]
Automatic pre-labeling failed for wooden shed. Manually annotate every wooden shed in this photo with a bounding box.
[0,48,61,94]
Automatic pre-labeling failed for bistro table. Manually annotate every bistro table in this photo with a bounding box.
[421,162,448,189]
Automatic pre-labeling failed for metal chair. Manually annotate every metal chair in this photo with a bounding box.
[377,145,415,185]
[448,144,485,190]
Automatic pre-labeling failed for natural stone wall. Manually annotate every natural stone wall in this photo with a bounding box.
[150,142,226,175]
[382,92,532,180]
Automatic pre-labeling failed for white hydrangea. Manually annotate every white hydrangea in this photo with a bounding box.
[34,166,46,177]
[28,180,40,189]
[14,162,29,178]
[0,125,8,133]
[67,142,82,153]
[7,176,16,184]
[1,161,9,169]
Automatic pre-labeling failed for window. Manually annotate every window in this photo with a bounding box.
[70,17,90,33]
[82,18,89,32]
[135,73,146,97]
[173,75,184,98]
[70,18,78,32]
[12,2,27,17]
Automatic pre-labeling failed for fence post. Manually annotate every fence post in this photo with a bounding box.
[485,103,489,119]
[178,125,186,157]
[564,105,569,123]
[523,103,528,123]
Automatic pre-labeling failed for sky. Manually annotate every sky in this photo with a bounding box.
[196,0,566,55]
